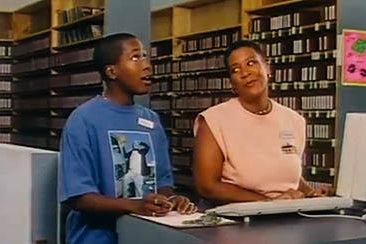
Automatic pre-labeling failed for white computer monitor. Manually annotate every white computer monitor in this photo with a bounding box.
[336,113,366,201]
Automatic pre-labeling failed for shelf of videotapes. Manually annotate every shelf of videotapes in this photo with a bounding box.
[248,0,337,185]
[0,40,12,143]
[11,31,52,149]
[149,26,241,191]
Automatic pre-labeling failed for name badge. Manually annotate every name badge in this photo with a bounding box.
[138,118,154,129]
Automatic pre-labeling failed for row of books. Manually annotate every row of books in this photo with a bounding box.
[13,96,92,110]
[151,80,170,93]
[11,117,67,130]
[305,151,334,168]
[13,47,95,74]
[0,81,11,91]
[173,96,216,110]
[0,45,11,57]
[150,99,171,111]
[59,25,103,46]
[13,36,50,57]
[172,77,231,91]
[301,95,334,110]
[57,6,103,25]
[263,35,336,57]
[273,64,336,83]
[13,57,49,74]
[272,95,335,111]
[173,118,193,130]
[171,136,194,149]
[272,96,297,110]
[250,22,336,41]
[171,154,191,168]
[251,5,335,33]
[0,133,11,143]
[150,41,171,58]
[0,64,11,74]
[152,62,171,75]
[0,98,11,108]
[12,78,48,94]
[177,54,225,72]
[180,29,240,53]
[0,116,11,127]
[306,124,334,139]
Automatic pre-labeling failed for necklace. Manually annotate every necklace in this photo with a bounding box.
[255,99,272,115]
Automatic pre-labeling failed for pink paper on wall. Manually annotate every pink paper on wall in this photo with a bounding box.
[343,30,366,86]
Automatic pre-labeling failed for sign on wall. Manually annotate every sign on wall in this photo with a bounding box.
[342,29,366,86]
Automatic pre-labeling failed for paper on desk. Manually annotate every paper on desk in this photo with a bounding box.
[132,211,236,228]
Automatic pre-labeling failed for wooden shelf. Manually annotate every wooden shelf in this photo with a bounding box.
[53,36,103,50]
[151,54,173,61]
[0,56,12,60]
[0,39,12,42]
[175,24,241,39]
[250,21,337,41]
[245,0,335,15]
[14,28,51,42]
[270,80,336,91]
[177,47,226,58]
[151,36,173,44]
[298,109,336,119]
[173,68,227,78]
[268,50,337,64]
[53,12,104,31]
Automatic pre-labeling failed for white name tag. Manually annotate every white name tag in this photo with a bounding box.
[138,118,154,129]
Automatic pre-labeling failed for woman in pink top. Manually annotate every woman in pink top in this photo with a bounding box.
[193,40,330,208]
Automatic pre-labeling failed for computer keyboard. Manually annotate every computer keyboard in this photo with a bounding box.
[206,197,353,217]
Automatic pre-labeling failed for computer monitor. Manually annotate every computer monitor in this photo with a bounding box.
[336,113,366,201]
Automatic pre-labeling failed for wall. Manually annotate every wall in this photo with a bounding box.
[337,0,366,148]
[0,0,191,11]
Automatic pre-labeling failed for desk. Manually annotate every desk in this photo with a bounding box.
[117,214,366,244]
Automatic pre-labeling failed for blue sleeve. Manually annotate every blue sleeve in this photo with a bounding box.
[58,112,99,202]
[154,115,174,188]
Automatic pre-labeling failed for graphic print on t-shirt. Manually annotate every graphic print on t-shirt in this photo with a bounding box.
[108,130,157,199]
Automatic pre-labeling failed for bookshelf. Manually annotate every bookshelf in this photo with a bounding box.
[246,0,337,186]
[47,0,106,150]
[11,0,51,149]
[0,12,12,143]
[150,0,243,195]
[8,0,150,151]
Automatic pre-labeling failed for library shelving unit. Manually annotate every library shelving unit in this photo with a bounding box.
[246,0,337,187]
[48,0,105,150]
[150,0,251,196]
[0,12,13,143]
[11,0,52,149]
[8,0,150,151]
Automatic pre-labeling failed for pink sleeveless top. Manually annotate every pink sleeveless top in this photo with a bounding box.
[194,98,305,197]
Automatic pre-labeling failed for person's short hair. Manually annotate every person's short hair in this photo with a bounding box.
[224,39,266,71]
[93,33,137,82]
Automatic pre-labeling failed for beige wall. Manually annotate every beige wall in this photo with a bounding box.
[0,0,192,12]
[0,0,37,11]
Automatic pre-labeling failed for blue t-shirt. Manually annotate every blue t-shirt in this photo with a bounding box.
[59,95,173,244]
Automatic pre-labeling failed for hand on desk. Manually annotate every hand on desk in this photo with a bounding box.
[130,193,172,217]
[168,195,198,215]
[305,186,334,198]
[272,189,305,200]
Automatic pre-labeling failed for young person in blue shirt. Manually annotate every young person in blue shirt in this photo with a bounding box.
[59,33,197,244]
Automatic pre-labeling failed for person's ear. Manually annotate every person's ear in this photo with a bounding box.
[105,65,117,80]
